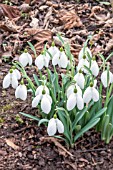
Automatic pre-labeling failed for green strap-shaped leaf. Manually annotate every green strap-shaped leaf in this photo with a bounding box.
[74,118,100,142]
[19,112,40,121]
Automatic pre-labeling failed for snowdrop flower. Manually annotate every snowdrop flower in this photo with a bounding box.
[32,85,52,114]
[74,70,85,89]
[52,47,68,68]
[47,115,64,136]
[66,83,82,98]
[19,49,32,67]
[79,47,92,61]
[15,82,27,101]
[90,58,99,77]
[48,42,59,57]
[12,66,21,80]
[35,52,50,70]
[101,70,113,88]
[67,88,84,111]
[3,69,18,89]
[83,82,99,104]
[77,56,89,74]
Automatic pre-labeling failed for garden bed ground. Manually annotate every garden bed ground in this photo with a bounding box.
[0,0,113,169]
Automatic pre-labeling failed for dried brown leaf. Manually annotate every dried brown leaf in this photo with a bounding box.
[59,10,82,29]
[20,28,52,54]
[43,7,53,29]
[105,39,113,52]
[40,137,73,157]
[90,6,110,21]
[0,4,20,19]
[0,17,21,32]
[5,138,20,150]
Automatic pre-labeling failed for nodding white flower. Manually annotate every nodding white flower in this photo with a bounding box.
[47,116,64,136]
[15,83,27,101]
[35,52,50,70]
[48,42,59,57]
[67,84,82,98]
[3,69,18,89]
[52,48,68,68]
[19,49,32,67]
[77,57,89,74]
[79,47,92,61]
[74,70,85,89]
[101,70,113,88]
[90,59,99,77]
[12,66,21,80]
[83,82,99,104]
[67,88,84,111]
[32,85,52,114]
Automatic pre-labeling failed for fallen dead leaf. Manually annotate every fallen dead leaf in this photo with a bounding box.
[90,6,110,21]
[59,9,82,29]
[0,17,21,32]
[43,7,53,29]
[0,4,20,19]
[5,138,20,150]
[39,137,73,157]
[105,39,113,52]
[20,28,52,54]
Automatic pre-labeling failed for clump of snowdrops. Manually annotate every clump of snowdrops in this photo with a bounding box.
[3,36,113,148]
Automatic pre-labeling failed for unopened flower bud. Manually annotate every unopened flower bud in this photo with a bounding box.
[53,114,57,119]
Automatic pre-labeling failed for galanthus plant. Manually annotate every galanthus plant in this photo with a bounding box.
[2,35,113,147]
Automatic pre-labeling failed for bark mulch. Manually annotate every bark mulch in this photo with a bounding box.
[0,0,113,169]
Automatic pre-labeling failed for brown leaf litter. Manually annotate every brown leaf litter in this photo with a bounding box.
[59,9,83,29]
[40,137,73,157]
[0,4,20,19]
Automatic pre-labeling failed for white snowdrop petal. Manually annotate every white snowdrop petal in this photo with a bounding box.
[19,53,29,67]
[56,118,64,133]
[11,75,18,89]
[83,87,92,104]
[48,46,59,57]
[74,73,85,89]
[44,57,49,68]
[76,94,84,110]
[78,47,92,60]
[77,59,84,71]
[3,73,11,88]
[47,118,57,136]
[91,61,99,77]
[41,95,51,114]
[14,69,21,80]
[83,59,89,74]
[35,86,43,96]
[35,55,44,70]
[101,70,108,88]
[27,53,32,66]
[67,93,76,111]
[15,85,27,100]
[92,87,99,102]
[76,84,82,96]
[60,51,68,68]
[46,94,52,104]
[94,79,97,88]
[19,85,27,100]
[111,73,113,83]
[52,52,59,66]
[66,85,75,98]
[32,95,41,107]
